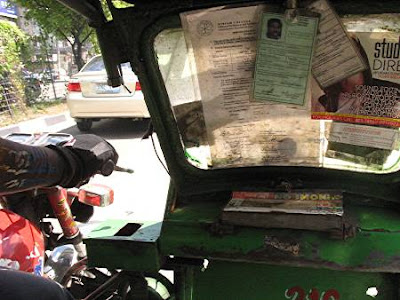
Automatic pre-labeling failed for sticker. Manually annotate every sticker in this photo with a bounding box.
[226,190,343,215]
[34,257,43,276]
[329,122,400,150]
[312,32,400,127]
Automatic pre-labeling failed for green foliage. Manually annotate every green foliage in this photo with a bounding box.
[0,20,28,78]
[100,0,134,21]
[10,0,99,69]
[101,0,113,22]
[0,20,29,107]
[112,0,134,9]
[11,0,86,39]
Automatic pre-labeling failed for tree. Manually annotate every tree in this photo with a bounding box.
[0,20,28,78]
[11,0,97,70]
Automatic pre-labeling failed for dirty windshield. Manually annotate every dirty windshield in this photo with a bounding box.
[154,3,400,173]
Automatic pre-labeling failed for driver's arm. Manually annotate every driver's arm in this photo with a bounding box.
[0,137,65,195]
[0,135,118,195]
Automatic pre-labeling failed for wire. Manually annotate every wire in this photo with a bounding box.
[123,84,132,93]
[117,64,132,94]
[150,134,170,176]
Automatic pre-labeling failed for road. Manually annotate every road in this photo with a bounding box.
[60,118,170,235]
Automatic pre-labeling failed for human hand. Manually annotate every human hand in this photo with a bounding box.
[48,134,118,187]
[67,134,119,177]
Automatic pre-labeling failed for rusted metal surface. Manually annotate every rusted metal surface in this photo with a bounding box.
[160,201,400,273]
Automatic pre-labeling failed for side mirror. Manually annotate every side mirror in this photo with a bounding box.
[77,183,114,207]
[43,244,78,283]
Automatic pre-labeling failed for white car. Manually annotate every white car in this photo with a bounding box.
[66,55,149,131]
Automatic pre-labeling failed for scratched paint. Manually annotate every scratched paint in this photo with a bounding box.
[265,236,300,256]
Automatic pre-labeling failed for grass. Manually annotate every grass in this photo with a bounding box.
[0,99,68,127]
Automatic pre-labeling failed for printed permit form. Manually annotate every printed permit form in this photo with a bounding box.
[307,0,367,89]
[181,6,322,168]
[253,12,319,106]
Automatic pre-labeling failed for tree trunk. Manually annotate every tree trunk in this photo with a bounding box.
[76,42,83,70]
[71,39,84,71]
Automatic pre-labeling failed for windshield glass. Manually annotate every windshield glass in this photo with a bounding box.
[154,5,400,174]
[81,56,131,72]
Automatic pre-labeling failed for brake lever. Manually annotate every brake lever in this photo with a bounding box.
[101,160,134,176]
[114,166,134,173]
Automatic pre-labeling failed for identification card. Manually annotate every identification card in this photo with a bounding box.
[252,12,319,106]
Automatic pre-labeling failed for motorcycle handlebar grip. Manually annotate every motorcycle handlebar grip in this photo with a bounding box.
[101,159,116,176]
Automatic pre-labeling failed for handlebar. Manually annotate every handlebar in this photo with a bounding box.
[100,160,134,176]
[5,133,134,176]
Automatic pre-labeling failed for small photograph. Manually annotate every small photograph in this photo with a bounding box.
[266,18,282,40]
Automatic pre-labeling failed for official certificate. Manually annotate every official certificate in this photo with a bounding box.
[181,5,322,168]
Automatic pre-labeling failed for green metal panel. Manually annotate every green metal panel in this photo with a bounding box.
[84,219,162,272]
[160,201,400,273]
[190,260,397,300]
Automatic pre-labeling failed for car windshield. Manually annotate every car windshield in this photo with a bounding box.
[153,5,400,174]
[81,56,131,72]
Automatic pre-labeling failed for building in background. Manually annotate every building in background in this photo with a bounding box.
[0,0,17,21]
[0,0,92,78]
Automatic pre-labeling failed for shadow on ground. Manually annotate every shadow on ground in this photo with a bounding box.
[60,118,151,140]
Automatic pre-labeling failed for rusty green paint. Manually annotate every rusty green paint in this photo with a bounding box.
[160,202,400,273]
[305,206,400,267]
[82,198,400,280]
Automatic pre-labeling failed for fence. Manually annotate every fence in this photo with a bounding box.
[0,78,18,117]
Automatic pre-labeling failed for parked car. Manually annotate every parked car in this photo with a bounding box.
[34,69,69,82]
[66,55,149,131]
[22,70,42,105]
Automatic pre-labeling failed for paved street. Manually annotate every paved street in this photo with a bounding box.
[60,118,170,235]
[1,109,170,236]
[24,82,172,226]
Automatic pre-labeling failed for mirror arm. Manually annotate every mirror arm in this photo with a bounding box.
[96,21,125,87]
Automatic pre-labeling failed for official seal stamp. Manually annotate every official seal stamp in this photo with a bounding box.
[197,20,214,36]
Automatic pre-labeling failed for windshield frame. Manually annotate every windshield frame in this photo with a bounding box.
[138,9,400,201]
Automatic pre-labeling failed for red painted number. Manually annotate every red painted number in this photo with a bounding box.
[322,289,340,300]
[285,286,305,300]
[284,287,340,300]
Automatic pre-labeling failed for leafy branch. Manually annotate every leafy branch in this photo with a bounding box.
[10,0,99,70]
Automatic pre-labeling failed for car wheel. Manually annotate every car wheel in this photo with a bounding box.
[76,119,93,131]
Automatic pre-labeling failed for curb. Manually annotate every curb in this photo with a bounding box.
[0,111,75,137]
